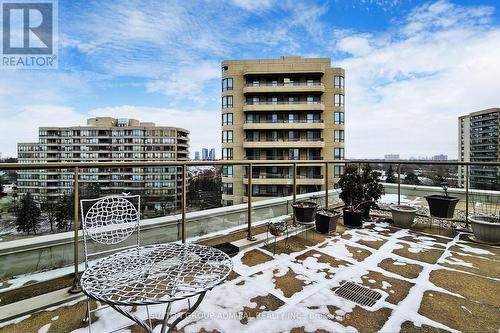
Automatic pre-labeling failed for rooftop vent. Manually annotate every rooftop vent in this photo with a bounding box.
[334,282,382,307]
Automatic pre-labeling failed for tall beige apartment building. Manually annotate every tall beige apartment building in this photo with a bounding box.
[17,117,189,211]
[221,56,345,205]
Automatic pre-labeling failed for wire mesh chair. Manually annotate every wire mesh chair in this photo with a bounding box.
[80,195,152,332]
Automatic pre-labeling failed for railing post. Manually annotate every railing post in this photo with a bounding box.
[69,167,81,293]
[247,163,256,241]
[181,164,187,243]
[324,162,329,208]
[465,164,469,228]
[397,163,401,205]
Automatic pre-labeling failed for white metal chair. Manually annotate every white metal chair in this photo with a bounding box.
[80,195,152,332]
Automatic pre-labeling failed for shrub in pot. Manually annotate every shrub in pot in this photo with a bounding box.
[292,201,318,222]
[425,182,459,218]
[315,209,340,233]
[360,164,384,220]
[390,205,417,228]
[338,164,384,227]
[338,165,364,227]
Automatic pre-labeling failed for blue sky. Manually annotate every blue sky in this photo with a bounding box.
[1,0,500,159]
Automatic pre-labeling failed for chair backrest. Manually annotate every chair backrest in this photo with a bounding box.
[80,195,140,264]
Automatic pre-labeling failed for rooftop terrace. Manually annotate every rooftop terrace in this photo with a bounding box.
[0,219,498,333]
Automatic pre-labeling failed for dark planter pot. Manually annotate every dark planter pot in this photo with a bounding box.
[343,208,363,228]
[360,203,371,221]
[425,195,459,218]
[292,201,318,222]
[315,209,341,234]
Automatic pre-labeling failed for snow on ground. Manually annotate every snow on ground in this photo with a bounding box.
[4,221,496,333]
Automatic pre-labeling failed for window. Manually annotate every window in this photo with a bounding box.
[222,165,233,177]
[222,183,233,195]
[222,199,233,206]
[222,78,233,91]
[334,112,345,124]
[222,148,233,160]
[334,94,345,107]
[222,130,233,143]
[222,95,233,108]
[289,148,299,160]
[334,130,345,142]
[222,113,233,126]
[334,148,345,160]
[334,165,344,177]
[334,76,345,88]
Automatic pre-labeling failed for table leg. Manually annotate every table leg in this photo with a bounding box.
[108,303,153,333]
[161,291,207,333]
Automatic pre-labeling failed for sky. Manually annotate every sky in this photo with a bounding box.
[1,0,500,159]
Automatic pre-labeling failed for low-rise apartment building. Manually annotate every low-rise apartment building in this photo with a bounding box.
[17,117,189,211]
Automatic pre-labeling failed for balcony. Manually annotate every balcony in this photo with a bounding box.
[243,82,325,94]
[243,101,325,112]
[243,138,324,149]
[1,160,500,333]
[245,155,323,161]
[243,120,325,130]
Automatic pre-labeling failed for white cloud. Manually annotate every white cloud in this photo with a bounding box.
[0,106,86,156]
[337,1,500,159]
[145,61,220,103]
[231,0,274,11]
[337,35,373,56]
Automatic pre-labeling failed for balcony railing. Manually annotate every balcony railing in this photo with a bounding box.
[244,138,323,142]
[245,100,321,105]
[245,82,322,87]
[244,119,323,124]
[1,159,500,307]
[244,155,323,160]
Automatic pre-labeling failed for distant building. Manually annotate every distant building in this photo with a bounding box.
[384,154,400,160]
[432,154,448,161]
[202,148,209,161]
[458,108,500,189]
[17,117,190,211]
[194,151,200,161]
[199,148,215,161]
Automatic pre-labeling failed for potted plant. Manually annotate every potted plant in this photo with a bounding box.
[315,209,341,233]
[338,164,365,228]
[360,164,384,221]
[468,215,500,244]
[292,201,318,222]
[268,221,288,236]
[468,193,500,244]
[390,205,418,228]
[425,182,459,218]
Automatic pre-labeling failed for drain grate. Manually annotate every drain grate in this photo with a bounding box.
[334,282,382,307]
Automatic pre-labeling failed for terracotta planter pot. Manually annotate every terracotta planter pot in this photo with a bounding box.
[315,209,340,234]
[425,195,459,218]
[292,201,318,222]
[390,205,417,228]
[469,215,500,244]
[343,208,363,228]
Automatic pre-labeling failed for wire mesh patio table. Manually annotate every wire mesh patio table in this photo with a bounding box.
[80,242,233,333]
